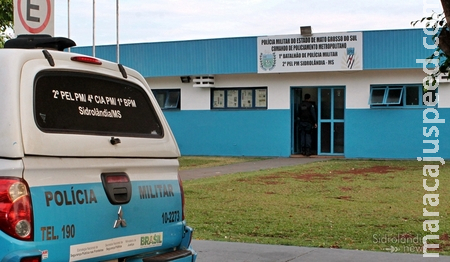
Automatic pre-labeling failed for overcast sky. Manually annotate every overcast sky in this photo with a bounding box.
[51,0,444,47]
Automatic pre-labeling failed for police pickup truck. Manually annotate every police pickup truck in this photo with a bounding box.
[0,35,196,262]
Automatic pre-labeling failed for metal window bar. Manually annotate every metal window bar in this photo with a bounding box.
[385,87,403,105]
[369,88,386,105]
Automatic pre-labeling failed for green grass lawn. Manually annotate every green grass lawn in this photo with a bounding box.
[183,159,449,255]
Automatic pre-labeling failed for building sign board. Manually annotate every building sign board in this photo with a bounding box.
[14,0,54,35]
[257,32,363,73]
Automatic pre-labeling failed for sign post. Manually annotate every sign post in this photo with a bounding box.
[14,0,54,36]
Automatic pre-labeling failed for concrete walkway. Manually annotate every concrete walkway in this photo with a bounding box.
[192,240,449,262]
[180,157,326,181]
[181,157,449,261]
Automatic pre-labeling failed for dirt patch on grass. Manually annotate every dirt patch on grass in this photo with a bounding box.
[292,166,405,182]
[333,166,406,175]
[259,175,285,185]
[438,233,450,252]
[292,173,332,181]
[239,166,407,184]
[238,174,286,185]
[261,175,283,180]
[414,233,450,253]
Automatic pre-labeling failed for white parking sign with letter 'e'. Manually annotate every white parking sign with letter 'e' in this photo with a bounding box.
[13,0,54,35]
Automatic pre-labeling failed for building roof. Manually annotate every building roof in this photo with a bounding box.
[72,28,434,78]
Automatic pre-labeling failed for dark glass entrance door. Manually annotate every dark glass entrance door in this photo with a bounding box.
[318,87,345,155]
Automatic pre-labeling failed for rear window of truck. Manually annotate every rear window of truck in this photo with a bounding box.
[34,71,163,138]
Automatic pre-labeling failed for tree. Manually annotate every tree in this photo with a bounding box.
[412,0,450,75]
[438,0,450,61]
[441,0,450,26]
[0,0,13,48]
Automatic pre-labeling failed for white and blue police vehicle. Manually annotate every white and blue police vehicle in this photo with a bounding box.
[0,35,196,262]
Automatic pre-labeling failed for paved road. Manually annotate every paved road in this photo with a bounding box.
[181,157,450,261]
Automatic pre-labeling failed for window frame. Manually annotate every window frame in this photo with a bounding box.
[211,87,268,110]
[152,89,181,110]
[369,84,436,108]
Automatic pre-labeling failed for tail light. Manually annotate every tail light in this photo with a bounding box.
[177,174,185,221]
[21,257,41,262]
[0,177,33,241]
[70,56,102,65]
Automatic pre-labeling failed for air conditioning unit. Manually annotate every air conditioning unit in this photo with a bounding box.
[193,75,215,88]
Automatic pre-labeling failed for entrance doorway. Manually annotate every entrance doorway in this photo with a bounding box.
[292,87,345,156]
[318,87,345,155]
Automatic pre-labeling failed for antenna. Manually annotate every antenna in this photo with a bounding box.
[116,0,120,63]
[92,0,96,57]
[68,0,71,52]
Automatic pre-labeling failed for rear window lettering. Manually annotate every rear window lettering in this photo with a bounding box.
[34,71,163,137]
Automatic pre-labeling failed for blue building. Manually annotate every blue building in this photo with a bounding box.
[73,28,449,159]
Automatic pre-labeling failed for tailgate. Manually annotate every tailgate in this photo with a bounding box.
[23,156,184,261]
